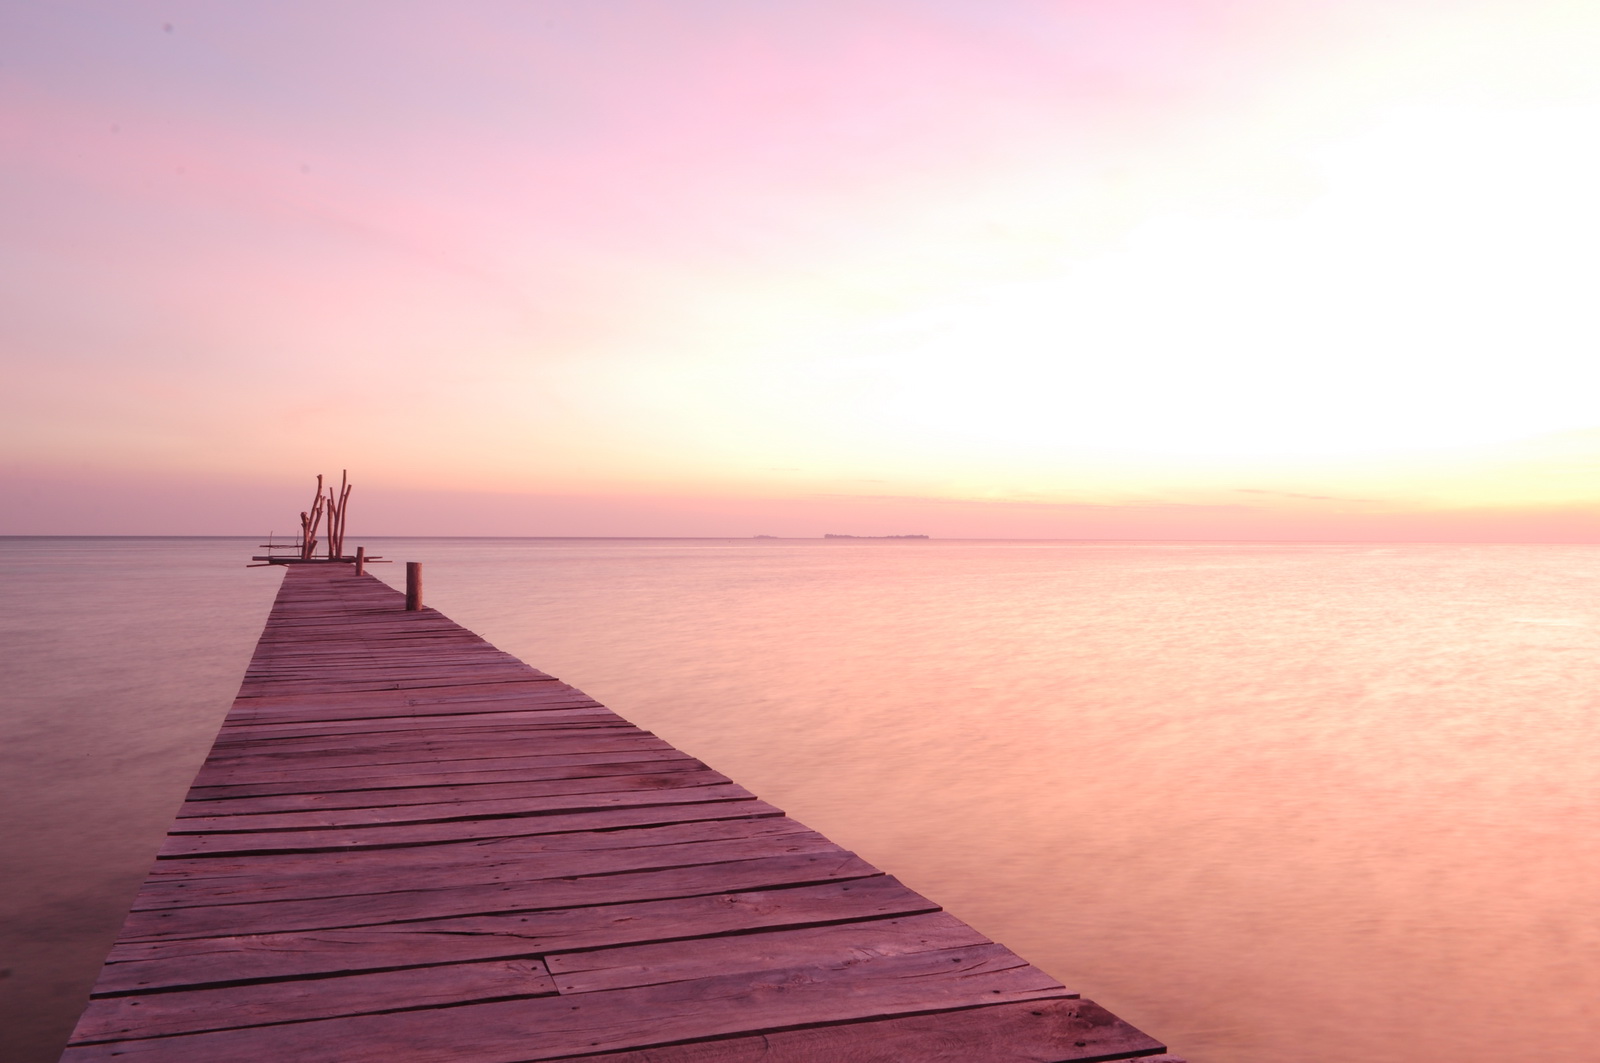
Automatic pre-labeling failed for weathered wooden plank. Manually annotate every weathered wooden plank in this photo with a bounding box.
[215,713,628,739]
[145,816,822,887]
[73,959,556,1042]
[227,702,605,723]
[188,747,695,790]
[244,643,515,657]
[250,619,475,637]
[235,675,576,701]
[224,682,571,703]
[184,752,709,799]
[242,663,529,674]
[546,999,1171,1063]
[197,727,645,764]
[241,663,536,680]
[245,649,526,663]
[209,716,616,748]
[222,695,609,724]
[232,675,562,695]
[241,666,532,676]
[227,689,598,712]
[206,722,660,754]
[122,852,882,941]
[65,945,1067,1062]
[243,658,529,670]
[209,711,625,744]
[157,797,782,858]
[236,681,581,699]
[213,721,657,750]
[169,781,755,834]
[192,733,674,774]
[546,912,993,994]
[135,829,846,909]
[235,674,552,696]
[246,653,519,665]
[177,767,734,816]
[95,877,940,994]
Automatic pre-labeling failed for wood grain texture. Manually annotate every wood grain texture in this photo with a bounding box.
[545,1000,1172,1063]
[184,750,705,799]
[545,912,997,994]
[95,877,942,994]
[64,945,1069,1062]
[144,816,822,886]
[175,767,735,816]
[121,852,884,941]
[167,779,756,834]
[155,796,783,858]
[135,828,846,909]
[73,959,555,1042]
[64,564,1172,1061]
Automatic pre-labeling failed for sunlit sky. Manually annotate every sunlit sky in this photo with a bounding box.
[6,0,1600,537]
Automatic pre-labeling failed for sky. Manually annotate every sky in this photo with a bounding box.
[5,0,1600,538]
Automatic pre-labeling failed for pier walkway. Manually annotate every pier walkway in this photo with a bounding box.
[64,565,1178,1062]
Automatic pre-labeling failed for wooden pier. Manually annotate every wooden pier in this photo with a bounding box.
[63,565,1180,1062]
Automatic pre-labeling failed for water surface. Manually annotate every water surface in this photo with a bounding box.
[3,537,1597,1061]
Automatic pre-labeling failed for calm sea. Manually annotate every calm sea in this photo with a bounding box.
[3,536,1597,1062]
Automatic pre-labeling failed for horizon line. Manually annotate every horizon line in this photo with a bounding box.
[3,534,1597,546]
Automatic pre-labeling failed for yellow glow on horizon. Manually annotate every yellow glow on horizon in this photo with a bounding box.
[583,89,1600,507]
[380,86,1600,524]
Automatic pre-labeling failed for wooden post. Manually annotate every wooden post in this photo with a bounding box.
[355,546,366,575]
[405,562,423,611]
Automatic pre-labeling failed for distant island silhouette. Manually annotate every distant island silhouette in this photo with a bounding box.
[822,533,930,539]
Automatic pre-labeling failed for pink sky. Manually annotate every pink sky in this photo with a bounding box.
[6,1,1600,538]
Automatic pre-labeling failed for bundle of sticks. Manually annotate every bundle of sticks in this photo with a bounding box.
[299,470,353,560]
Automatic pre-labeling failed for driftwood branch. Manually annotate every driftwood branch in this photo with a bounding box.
[339,474,352,557]
[284,471,354,563]
[301,474,325,560]
[325,469,351,559]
